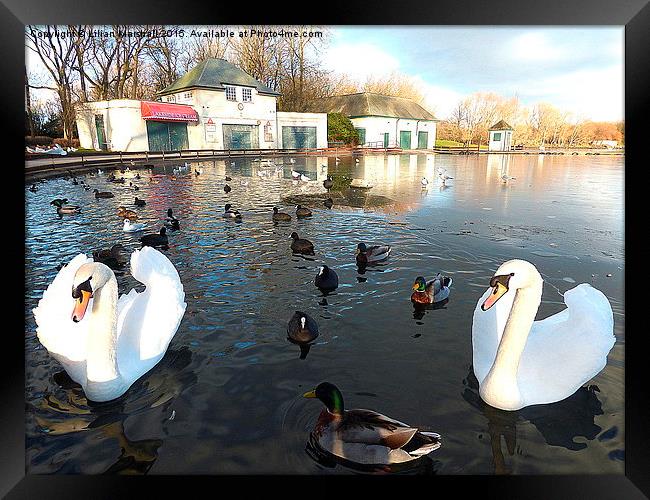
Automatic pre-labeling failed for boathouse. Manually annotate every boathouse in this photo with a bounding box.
[488,120,514,151]
[75,58,327,152]
[308,92,438,149]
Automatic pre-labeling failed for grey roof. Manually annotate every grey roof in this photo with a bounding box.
[159,58,280,96]
[308,92,437,121]
[489,120,514,130]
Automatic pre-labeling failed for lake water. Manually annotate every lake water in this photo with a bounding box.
[25,153,624,474]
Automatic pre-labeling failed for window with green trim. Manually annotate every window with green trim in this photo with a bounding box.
[493,132,502,141]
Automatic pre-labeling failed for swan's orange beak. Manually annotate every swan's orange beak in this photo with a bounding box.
[481,282,508,311]
[72,290,92,323]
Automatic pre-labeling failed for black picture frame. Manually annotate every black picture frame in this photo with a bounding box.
[4,0,648,497]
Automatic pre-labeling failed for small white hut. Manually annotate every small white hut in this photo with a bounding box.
[488,120,514,152]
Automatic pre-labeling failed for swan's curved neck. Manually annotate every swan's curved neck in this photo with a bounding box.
[86,275,119,383]
[481,280,542,408]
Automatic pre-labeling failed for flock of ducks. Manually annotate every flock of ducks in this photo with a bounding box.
[31,158,616,469]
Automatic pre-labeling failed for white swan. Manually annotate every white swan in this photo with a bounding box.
[472,259,615,411]
[33,247,187,402]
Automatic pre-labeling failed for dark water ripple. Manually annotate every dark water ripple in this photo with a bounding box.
[25,153,624,474]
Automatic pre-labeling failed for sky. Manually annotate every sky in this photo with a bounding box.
[26,26,624,122]
[321,26,623,122]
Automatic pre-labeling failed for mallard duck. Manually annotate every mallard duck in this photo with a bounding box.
[135,173,141,179]
[112,177,126,184]
[134,197,146,207]
[33,247,186,402]
[117,207,138,220]
[303,382,442,465]
[272,207,292,222]
[224,184,232,193]
[291,232,315,255]
[225,176,232,181]
[94,189,114,199]
[28,184,38,192]
[140,227,168,248]
[296,205,312,218]
[323,175,334,190]
[323,198,333,209]
[411,274,453,305]
[356,243,391,265]
[472,259,615,411]
[50,199,80,214]
[165,209,180,230]
[92,244,127,270]
[130,182,140,191]
[315,265,338,292]
[223,203,242,220]
[287,310,319,343]
[123,219,147,232]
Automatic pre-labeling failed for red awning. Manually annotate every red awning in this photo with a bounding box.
[140,101,199,122]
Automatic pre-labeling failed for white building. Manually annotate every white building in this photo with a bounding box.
[488,120,514,151]
[310,92,438,149]
[75,58,327,152]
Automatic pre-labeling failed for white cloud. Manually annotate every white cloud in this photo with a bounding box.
[510,32,565,62]
[323,42,400,82]
[515,64,624,121]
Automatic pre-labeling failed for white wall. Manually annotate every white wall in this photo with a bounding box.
[488,130,513,151]
[349,116,437,149]
[276,112,328,148]
[188,88,278,150]
[75,100,149,152]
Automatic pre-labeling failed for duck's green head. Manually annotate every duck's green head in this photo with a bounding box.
[413,276,427,292]
[303,382,344,414]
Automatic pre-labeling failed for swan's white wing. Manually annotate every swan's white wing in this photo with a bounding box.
[115,247,186,382]
[518,284,615,406]
[471,286,517,385]
[32,254,93,384]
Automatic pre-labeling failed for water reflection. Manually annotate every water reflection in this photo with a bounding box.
[26,152,623,474]
[28,348,196,474]
[462,366,606,474]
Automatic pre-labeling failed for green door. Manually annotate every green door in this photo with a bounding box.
[95,114,108,151]
[383,133,389,148]
[400,130,411,149]
[418,131,428,149]
[355,128,366,146]
[146,121,189,151]
[282,126,317,149]
[223,124,259,150]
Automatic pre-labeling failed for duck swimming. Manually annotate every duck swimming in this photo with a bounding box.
[296,205,312,218]
[94,189,114,199]
[134,197,146,207]
[287,310,319,344]
[123,219,147,232]
[303,382,441,465]
[355,243,391,265]
[223,204,242,220]
[32,247,186,402]
[140,227,168,248]
[472,259,615,411]
[315,265,339,292]
[411,274,453,305]
[290,232,315,255]
[92,244,128,270]
[272,207,292,222]
[224,184,232,193]
[50,199,80,214]
[165,209,180,230]
[117,207,138,220]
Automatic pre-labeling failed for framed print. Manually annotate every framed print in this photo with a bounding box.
[3,0,649,497]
